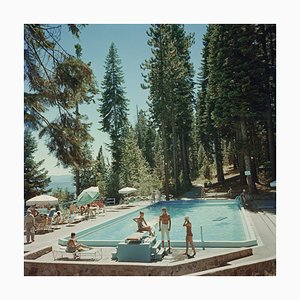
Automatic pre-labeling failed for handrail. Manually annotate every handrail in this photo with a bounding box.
[200,225,205,250]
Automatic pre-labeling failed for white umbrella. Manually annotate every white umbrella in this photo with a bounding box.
[77,186,100,206]
[118,187,138,195]
[26,195,58,207]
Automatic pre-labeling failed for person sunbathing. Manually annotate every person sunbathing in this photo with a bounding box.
[133,211,154,236]
[66,232,91,259]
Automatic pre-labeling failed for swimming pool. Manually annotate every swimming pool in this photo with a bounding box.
[59,199,257,248]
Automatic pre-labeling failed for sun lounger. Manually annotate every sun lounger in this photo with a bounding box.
[68,215,86,224]
[52,246,102,261]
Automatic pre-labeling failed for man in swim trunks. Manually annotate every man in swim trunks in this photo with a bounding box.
[66,232,92,259]
[159,207,171,253]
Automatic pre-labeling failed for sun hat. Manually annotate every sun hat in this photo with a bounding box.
[185,216,189,221]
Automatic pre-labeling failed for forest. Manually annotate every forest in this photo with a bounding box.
[24,24,276,204]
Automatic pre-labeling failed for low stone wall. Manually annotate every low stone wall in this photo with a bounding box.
[24,248,252,276]
[24,246,52,260]
[197,258,276,276]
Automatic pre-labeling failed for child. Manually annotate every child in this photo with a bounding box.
[183,216,196,258]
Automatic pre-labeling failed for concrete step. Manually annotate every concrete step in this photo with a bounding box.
[155,248,165,261]
[152,240,161,251]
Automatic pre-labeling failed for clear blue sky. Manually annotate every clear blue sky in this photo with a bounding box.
[34,24,207,176]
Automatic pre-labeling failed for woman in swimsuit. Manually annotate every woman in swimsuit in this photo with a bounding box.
[133,211,154,236]
[183,216,196,258]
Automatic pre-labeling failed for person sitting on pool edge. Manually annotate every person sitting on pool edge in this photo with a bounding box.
[66,232,92,259]
[133,211,154,236]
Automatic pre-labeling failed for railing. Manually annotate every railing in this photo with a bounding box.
[200,225,205,250]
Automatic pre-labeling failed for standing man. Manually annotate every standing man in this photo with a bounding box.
[159,207,171,253]
[24,209,35,243]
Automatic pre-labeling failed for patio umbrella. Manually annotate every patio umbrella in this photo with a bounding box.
[76,186,100,206]
[118,187,138,195]
[26,195,58,207]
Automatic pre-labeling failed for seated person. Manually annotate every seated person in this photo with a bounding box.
[66,232,91,257]
[69,203,77,214]
[80,205,85,215]
[85,204,91,217]
[133,211,154,236]
[53,211,62,225]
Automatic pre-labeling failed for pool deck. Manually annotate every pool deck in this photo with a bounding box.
[24,194,276,275]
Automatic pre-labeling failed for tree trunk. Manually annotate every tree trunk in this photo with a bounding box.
[162,120,170,200]
[249,126,259,183]
[236,126,247,185]
[240,118,257,194]
[171,112,179,196]
[75,168,80,197]
[75,102,80,197]
[213,131,225,185]
[180,131,191,189]
[262,24,276,180]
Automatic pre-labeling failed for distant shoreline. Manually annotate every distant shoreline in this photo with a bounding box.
[49,175,75,193]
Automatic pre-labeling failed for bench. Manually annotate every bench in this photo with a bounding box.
[105,198,116,205]
[52,246,102,261]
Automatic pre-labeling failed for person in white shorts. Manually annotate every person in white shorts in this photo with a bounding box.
[159,207,171,253]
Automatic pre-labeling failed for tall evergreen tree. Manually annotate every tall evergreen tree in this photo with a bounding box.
[256,24,276,180]
[24,130,51,206]
[135,109,156,169]
[119,127,160,195]
[77,142,95,191]
[94,146,108,197]
[98,42,129,191]
[142,24,195,197]
[206,25,267,192]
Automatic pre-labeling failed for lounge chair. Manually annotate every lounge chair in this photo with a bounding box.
[52,246,102,261]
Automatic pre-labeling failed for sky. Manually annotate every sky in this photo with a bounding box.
[33,24,208,176]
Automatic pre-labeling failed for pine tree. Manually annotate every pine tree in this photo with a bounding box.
[24,25,98,168]
[119,127,160,195]
[142,24,195,197]
[24,130,51,207]
[135,109,156,169]
[77,143,95,191]
[98,42,129,180]
[206,25,268,192]
[94,146,108,197]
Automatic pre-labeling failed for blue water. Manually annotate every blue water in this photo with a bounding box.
[77,200,246,242]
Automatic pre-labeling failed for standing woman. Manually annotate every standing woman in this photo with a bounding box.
[183,216,196,258]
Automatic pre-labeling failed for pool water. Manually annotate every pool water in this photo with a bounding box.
[72,200,253,246]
